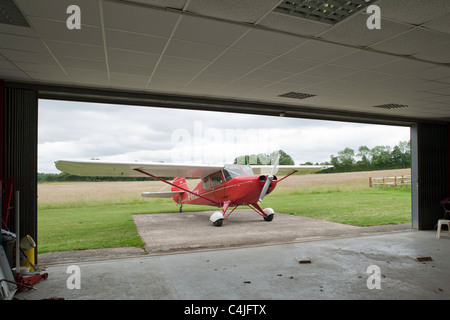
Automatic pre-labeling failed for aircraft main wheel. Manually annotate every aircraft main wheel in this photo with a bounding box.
[210,211,224,227]
[263,208,275,222]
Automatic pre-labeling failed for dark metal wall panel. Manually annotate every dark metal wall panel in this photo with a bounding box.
[417,122,449,230]
[2,87,38,250]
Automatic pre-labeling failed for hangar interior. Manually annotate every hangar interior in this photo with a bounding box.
[0,0,450,300]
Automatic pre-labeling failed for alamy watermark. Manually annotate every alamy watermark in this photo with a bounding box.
[170,121,280,165]
[66,3,381,31]
[66,5,81,30]
[366,265,381,290]
[366,4,381,30]
[66,265,81,290]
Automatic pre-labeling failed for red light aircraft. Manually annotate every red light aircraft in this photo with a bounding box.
[55,156,332,226]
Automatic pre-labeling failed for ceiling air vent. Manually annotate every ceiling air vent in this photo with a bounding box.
[278,92,316,99]
[274,0,379,25]
[373,104,408,110]
[0,0,29,27]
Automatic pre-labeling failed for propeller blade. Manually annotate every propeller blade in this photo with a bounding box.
[258,175,273,203]
[258,153,280,203]
[270,154,280,175]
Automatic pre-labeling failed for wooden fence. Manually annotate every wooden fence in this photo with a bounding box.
[369,175,411,188]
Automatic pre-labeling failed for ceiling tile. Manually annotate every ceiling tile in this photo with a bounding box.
[282,74,328,87]
[0,23,37,37]
[301,64,357,78]
[232,28,307,55]
[202,62,254,77]
[165,39,226,61]
[214,48,275,67]
[102,0,179,37]
[65,67,108,80]
[107,48,159,67]
[15,0,102,26]
[371,28,450,56]
[244,68,294,82]
[110,72,149,86]
[406,66,450,81]
[0,68,31,80]
[188,73,237,85]
[45,40,104,60]
[320,13,412,48]
[109,62,153,76]
[0,59,17,70]
[187,0,281,24]
[258,12,331,37]
[414,43,450,64]
[151,68,196,82]
[369,59,435,75]
[14,61,64,74]
[377,0,450,25]
[262,56,320,73]
[25,71,71,83]
[157,56,210,72]
[28,17,103,46]
[331,50,398,69]
[285,40,356,63]
[422,13,450,34]
[105,29,167,54]
[173,15,247,47]
[0,33,47,53]
[0,48,55,64]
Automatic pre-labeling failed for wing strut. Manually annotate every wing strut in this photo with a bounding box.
[277,170,298,182]
[133,168,219,205]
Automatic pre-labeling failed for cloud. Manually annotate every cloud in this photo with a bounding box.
[38,99,411,173]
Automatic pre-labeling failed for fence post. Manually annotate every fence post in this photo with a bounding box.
[369,177,372,188]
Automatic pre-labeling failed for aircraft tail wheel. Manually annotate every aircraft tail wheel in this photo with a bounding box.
[263,208,275,222]
[210,211,224,227]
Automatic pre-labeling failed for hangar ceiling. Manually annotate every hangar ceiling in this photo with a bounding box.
[1,0,450,122]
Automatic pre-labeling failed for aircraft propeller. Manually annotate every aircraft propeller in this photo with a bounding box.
[258,154,280,203]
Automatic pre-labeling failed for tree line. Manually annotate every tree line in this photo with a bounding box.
[319,140,411,173]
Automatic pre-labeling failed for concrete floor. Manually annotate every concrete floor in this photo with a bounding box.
[15,229,450,301]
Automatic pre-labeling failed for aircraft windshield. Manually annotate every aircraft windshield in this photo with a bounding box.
[223,165,254,181]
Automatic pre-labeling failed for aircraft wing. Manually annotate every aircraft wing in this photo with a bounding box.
[55,160,224,178]
[251,165,333,176]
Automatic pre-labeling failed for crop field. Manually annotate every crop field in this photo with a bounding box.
[37,168,411,253]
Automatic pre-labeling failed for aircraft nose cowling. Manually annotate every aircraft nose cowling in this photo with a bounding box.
[258,175,278,193]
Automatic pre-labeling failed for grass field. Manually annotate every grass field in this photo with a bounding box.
[37,169,411,253]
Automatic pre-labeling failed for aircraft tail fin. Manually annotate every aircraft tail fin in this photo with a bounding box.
[171,177,188,192]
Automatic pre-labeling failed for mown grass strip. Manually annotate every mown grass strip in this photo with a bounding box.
[38,187,411,253]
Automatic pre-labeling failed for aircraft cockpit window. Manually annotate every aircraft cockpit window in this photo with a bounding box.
[224,165,254,178]
[202,177,211,190]
[210,173,223,188]
[223,169,232,181]
[241,165,254,175]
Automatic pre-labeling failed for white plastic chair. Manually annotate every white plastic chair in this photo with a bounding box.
[437,220,450,239]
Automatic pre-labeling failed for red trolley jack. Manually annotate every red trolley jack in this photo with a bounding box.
[14,272,48,292]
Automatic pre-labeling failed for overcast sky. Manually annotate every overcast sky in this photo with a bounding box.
[38,99,411,173]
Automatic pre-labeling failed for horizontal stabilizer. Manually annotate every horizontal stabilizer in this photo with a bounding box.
[141,191,184,198]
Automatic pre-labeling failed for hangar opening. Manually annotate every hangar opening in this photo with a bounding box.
[34,97,413,254]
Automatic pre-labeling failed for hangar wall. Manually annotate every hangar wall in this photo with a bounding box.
[414,122,449,230]
[1,83,38,250]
